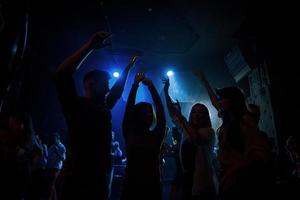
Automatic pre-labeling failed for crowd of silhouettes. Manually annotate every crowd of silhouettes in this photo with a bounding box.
[1,31,299,200]
[0,112,66,200]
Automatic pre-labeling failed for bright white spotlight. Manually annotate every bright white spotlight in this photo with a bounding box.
[167,70,174,77]
[113,72,120,78]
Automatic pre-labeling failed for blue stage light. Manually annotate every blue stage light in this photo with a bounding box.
[167,70,174,77]
[113,72,120,78]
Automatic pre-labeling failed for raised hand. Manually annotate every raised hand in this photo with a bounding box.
[142,78,153,87]
[127,52,140,69]
[87,31,112,49]
[162,77,170,91]
[134,73,145,84]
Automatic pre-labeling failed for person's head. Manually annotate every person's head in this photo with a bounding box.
[248,103,261,125]
[133,102,155,131]
[83,70,111,100]
[216,86,247,119]
[188,103,212,129]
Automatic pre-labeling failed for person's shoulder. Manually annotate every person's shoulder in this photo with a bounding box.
[57,142,66,149]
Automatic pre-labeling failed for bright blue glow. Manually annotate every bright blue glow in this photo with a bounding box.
[167,70,174,77]
[113,72,120,78]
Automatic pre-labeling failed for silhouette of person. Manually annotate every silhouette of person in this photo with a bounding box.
[163,77,217,200]
[122,73,166,200]
[55,31,138,199]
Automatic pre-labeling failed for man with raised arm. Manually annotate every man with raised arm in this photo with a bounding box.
[55,31,138,199]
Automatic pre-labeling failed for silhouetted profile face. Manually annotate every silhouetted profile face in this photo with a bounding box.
[189,104,211,128]
[134,102,154,129]
[83,70,110,100]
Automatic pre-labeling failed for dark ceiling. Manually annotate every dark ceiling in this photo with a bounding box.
[23,0,256,85]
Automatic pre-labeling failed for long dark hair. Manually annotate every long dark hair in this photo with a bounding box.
[217,86,248,151]
[188,103,212,128]
[216,86,248,120]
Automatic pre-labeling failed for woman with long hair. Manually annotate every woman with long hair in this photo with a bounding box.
[163,77,217,200]
[196,71,272,200]
[122,73,166,200]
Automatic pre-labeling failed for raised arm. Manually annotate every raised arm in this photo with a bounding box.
[194,71,220,111]
[56,32,111,74]
[107,54,139,109]
[55,32,111,112]
[142,78,166,141]
[122,73,144,138]
[161,78,189,134]
[162,77,176,118]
